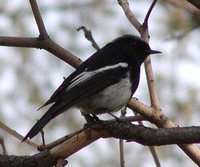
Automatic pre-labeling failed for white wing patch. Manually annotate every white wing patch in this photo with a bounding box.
[66,62,128,91]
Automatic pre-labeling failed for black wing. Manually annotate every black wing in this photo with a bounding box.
[23,63,129,141]
[38,42,126,109]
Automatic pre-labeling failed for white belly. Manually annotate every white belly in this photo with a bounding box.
[79,74,132,115]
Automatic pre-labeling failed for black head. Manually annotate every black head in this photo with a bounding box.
[110,34,161,65]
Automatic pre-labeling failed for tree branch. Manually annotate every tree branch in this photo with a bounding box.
[0,121,38,149]
[77,26,100,50]
[117,0,142,33]
[30,0,48,38]
[187,0,200,9]
[46,121,200,162]
[0,0,199,166]
[36,115,145,151]
[117,0,200,165]
[0,137,7,155]
[143,0,158,29]
[128,99,200,165]
[133,111,161,167]
[1,122,200,167]
[141,0,160,109]
[0,36,82,69]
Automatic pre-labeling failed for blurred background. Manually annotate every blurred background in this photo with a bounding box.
[0,0,200,166]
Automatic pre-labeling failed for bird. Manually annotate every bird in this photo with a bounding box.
[22,34,161,142]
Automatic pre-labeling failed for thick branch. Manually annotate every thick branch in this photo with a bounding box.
[47,121,200,161]
[0,36,82,68]
[36,115,146,151]
[128,99,200,165]
[96,122,200,145]
[1,122,200,167]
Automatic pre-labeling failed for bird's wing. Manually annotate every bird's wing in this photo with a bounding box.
[50,62,129,117]
[22,63,129,141]
[38,44,124,109]
[37,72,76,110]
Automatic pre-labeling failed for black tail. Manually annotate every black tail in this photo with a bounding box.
[22,102,68,142]
[22,110,54,142]
[22,94,78,142]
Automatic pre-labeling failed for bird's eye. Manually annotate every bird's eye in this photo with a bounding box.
[131,42,136,46]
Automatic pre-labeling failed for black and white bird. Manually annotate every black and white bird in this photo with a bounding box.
[23,34,161,141]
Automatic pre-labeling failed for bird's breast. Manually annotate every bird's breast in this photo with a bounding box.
[79,72,132,115]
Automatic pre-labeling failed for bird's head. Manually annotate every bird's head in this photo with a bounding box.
[111,34,161,65]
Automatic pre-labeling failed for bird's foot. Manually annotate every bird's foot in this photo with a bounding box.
[108,113,126,122]
[82,113,101,127]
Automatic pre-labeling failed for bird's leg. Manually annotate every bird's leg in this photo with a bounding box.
[91,114,100,121]
[81,113,100,125]
[108,113,121,121]
[132,97,139,101]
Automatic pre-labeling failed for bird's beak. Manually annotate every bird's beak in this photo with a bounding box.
[147,49,161,55]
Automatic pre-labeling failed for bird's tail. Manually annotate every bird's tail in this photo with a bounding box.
[22,103,64,142]
[22,112,53,142]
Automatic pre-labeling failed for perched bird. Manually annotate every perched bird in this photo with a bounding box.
[22,34,161,141]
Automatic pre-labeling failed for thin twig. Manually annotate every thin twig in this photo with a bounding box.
[77,26,100,50]
[0,136,8,155]
[41,129,46,150]
[148,146,161,167]
[119,139,125,167]
[117,0,142,33]
[143,0,158,29]
[119,107,127,167]
[144,56,160,108]
[142,0,160,109]
[0,121,39,148]
[37,129,83,151]
[29,0,48,38]
[134,111,161,167]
